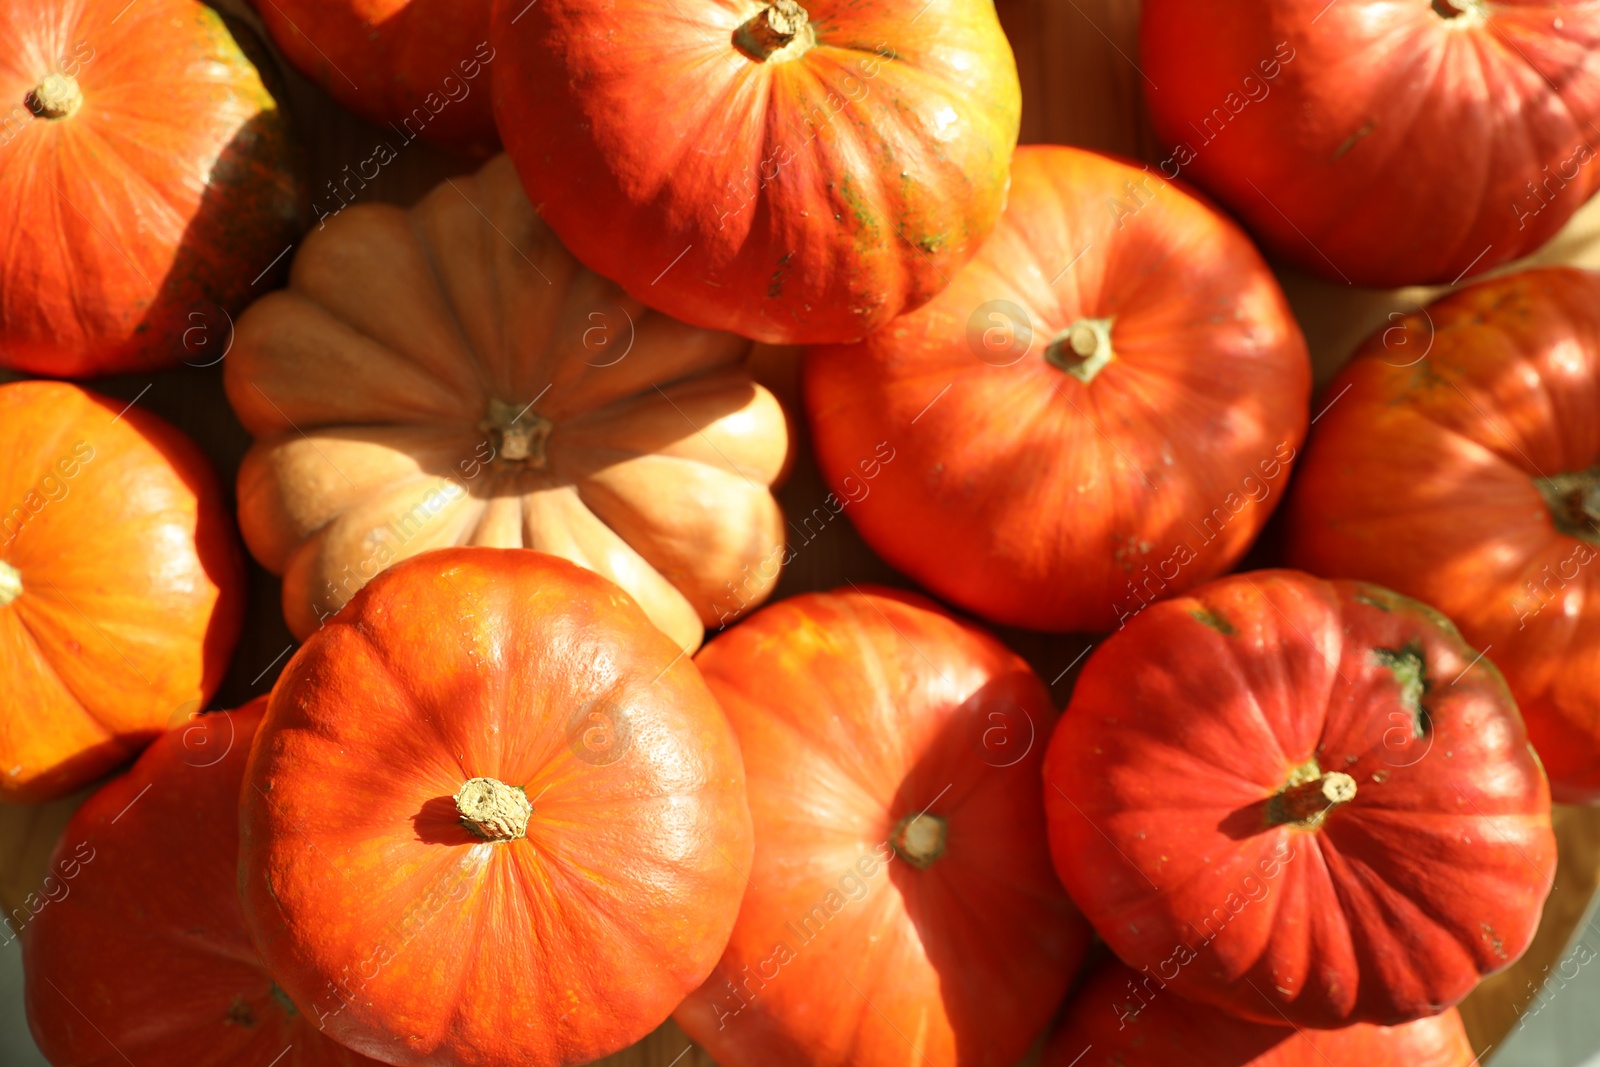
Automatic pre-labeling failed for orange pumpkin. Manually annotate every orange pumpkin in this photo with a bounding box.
[225,153,788,652]
[0,381,243,803]
[676,586,1088,1066]
[0,0,305,377]
[239,548,754,1067]
[24,700,385,1066]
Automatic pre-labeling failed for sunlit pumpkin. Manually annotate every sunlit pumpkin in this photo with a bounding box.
[804,144,1309,632]
[1141,0,1600,286]
[676,586,1088,1067]
[0,0,305,376]
[1044,570,1555,1028]
[490,0,1023,344]
[239,548,753,1067]
[23,700,384,1066]
[225,153,788,652]
[0,381,243,803]
[1286,267,1600,803]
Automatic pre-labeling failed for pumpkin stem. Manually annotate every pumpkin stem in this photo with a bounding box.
[0,561,20,607]
[734,0,816,63]
[454,777,532,842]
[1044,317,1116,383]
[481,398,554,468]
[1533,466,1600,544]
[1266,768,1356,828]
[1431,0,1486,19]
[26,73,82,119]
[890,812,947,869]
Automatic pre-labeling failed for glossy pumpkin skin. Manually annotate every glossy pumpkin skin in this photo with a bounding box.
[240,548,753,1067]
[1286,269,1600,803]
[0,381,244,803]
[0,0,305,377]
[1044,959,1476,1067]
[676,587,1088,1067]
[1044,571,1555,1029]
[490,0,1022,344]
[24,700,384,1067]
[804,145,1310,632]
[253,0,498,156]
[1140,0,1600,287]
[226,153,787,653]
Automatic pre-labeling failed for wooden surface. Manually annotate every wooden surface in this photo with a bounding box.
[5,0,1600,1064]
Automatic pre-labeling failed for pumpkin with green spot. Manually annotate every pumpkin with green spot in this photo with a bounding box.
[1043,569,1555,1028]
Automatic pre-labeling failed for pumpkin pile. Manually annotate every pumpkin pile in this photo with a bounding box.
[1,0,1596,1065]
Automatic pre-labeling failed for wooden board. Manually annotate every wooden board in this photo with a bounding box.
[5,0,1600,1063]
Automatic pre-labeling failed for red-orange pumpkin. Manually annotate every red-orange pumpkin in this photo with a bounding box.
[1044,571,1554,1029]
[0,381,244,803]
[490,0,1022,344]
[23,700,384,1066]
[804,144,1310,632]
[1140,0,1600,287]
[676,586,1088,1067]
[1044,958,1476,1067]
[240,548,753,1067]
[252,0,498,156]
[0,0,305,376]
[1286,268,1600,803]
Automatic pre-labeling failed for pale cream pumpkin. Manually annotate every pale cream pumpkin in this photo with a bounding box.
[225,155,789,651]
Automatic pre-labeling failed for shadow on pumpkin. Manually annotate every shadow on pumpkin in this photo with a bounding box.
[109,5,306,378]
[883,670,1087,1063]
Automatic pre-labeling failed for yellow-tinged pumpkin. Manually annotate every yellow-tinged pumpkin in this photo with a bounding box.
[225,155,790,652]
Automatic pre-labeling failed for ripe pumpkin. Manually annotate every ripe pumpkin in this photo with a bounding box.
[1285,268,1600,803]
[490,0,1023,344]
[23,699,384,1066]
[1043,570,1555,1029]
[225,153,788,653]
[252,0,498,156]
[239,547,753,1067]
[1045,958,1476,1067]
[803,144,1310,633]
[0,0,305,377]
[1140,0,1600,287]
[0,381,244,803]
[676,586,1088,1067]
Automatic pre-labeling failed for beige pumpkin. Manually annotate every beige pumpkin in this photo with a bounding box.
[225,155,789,651]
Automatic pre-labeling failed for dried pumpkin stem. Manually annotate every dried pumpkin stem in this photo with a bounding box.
[1045,317,1116,383]
[1266,771,1356,827]
[454,777,532,841]
[0,561,20,607]
[891,812,947,869]
[26,73,82,120]
[481,398,553,468]
[734,0,816,62]
[1533,466,1600,544]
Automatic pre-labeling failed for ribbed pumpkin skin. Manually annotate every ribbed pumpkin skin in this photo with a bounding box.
[23,700,385,1067]
[804,144,1310,632]
[676,586,1088,1067]
[239,548,754,1067]
[1140,0,1600,287]
[1043,959,1476,1067]
[1044,571,1554,1029]
[490,0,1022,344]
[0,381,244,803]
[252,0,499,156]
[225,153,788,655]
[1286,268,1600,803]
[0,0,305,376]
